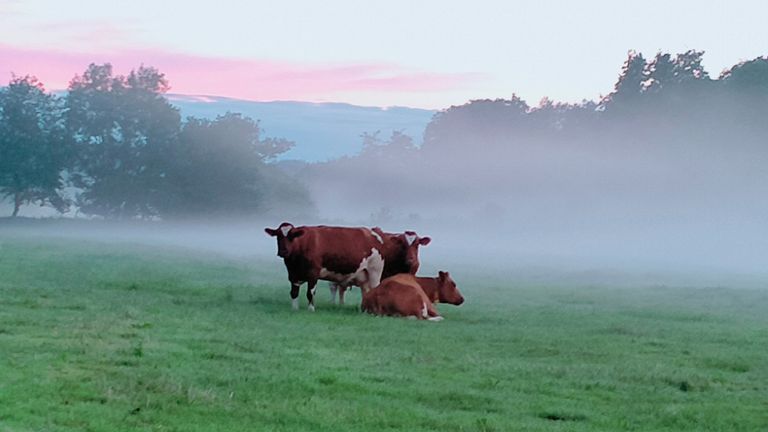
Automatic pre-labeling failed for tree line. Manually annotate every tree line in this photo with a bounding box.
[0,64,311,219]
[301,50,768,223]
[3,51,767,221]
[421,50,768,156]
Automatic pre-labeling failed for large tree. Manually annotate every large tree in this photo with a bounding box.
[422,96,531,159]
[66,63,181,219]
[158,112,297,217]
[0,76,67,217]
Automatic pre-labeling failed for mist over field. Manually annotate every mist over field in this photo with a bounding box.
[2,51,768,285]
[2,213,766,290]
[295,52,768,280]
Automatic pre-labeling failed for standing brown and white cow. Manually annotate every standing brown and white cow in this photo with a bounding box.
[330,227,431,305]
[264,222,430,311]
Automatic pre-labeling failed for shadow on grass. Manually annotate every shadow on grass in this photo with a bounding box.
[538,411,588,422]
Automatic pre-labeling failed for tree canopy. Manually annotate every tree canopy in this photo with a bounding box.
[65,64,181,218]
[0,63,312,218]
[0,76,67,216]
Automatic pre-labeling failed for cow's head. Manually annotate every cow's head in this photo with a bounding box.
[437,271,464,305]
[397,230,431,274]
[264,222,305,258]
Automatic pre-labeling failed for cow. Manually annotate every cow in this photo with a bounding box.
[264,222,430,311]
[414,271,465,306]
[361,272,464,320]
[329,227,431,305]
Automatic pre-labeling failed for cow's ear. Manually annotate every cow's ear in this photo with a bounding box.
[418,236,431,246]
[438,270,447,280]
[265,228,279,237]
[287,228,305,240]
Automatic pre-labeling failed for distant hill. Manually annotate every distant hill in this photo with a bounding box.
[167,95,436,162]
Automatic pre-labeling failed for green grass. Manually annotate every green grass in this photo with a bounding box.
[1,234,767,431]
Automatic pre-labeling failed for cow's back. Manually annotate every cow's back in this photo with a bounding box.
[414,276,439,302]
[363,274,437,319]
[312,226,382,274]
[285,226,383,285]
[384,273,422,290]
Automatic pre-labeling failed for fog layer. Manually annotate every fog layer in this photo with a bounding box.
[3,51,767,285]
[296,52,768,278]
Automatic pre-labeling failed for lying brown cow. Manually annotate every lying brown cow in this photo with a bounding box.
[330,228,431,305]
[265,222,430,311]
[361,271,464,320]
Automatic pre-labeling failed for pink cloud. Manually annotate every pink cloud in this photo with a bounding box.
[0,44,478,102]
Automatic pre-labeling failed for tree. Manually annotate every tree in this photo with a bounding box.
[671,50,709,82]
[720,57,768,95]
[65,63,181,219]
[0,76,67,217]
[158,112,297,217]
[604,50,647,109]
[718,57,768,127]
[644,52,675,93]
[644,50,710,93]
[359,130,417,161]
[422,96,530,158]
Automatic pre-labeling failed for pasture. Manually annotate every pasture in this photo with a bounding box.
[0,231,767,431]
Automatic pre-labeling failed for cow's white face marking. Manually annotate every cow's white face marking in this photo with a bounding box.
[370,229,384,244]
[280,225,292,236]
[405,233,417,246]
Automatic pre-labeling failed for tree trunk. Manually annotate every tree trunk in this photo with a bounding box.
[12,192,21,217]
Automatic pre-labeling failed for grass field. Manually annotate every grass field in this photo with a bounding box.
[1,232,767,431]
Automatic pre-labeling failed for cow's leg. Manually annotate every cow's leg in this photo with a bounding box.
[424,302,443,322]
[338,286,347,305]
[329,283,338,305]
[306,279,317,312]
[290,282,301,310]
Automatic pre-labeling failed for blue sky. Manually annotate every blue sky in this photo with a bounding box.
[1,0,767,108]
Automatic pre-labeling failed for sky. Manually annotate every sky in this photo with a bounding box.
[1,0,767,109]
